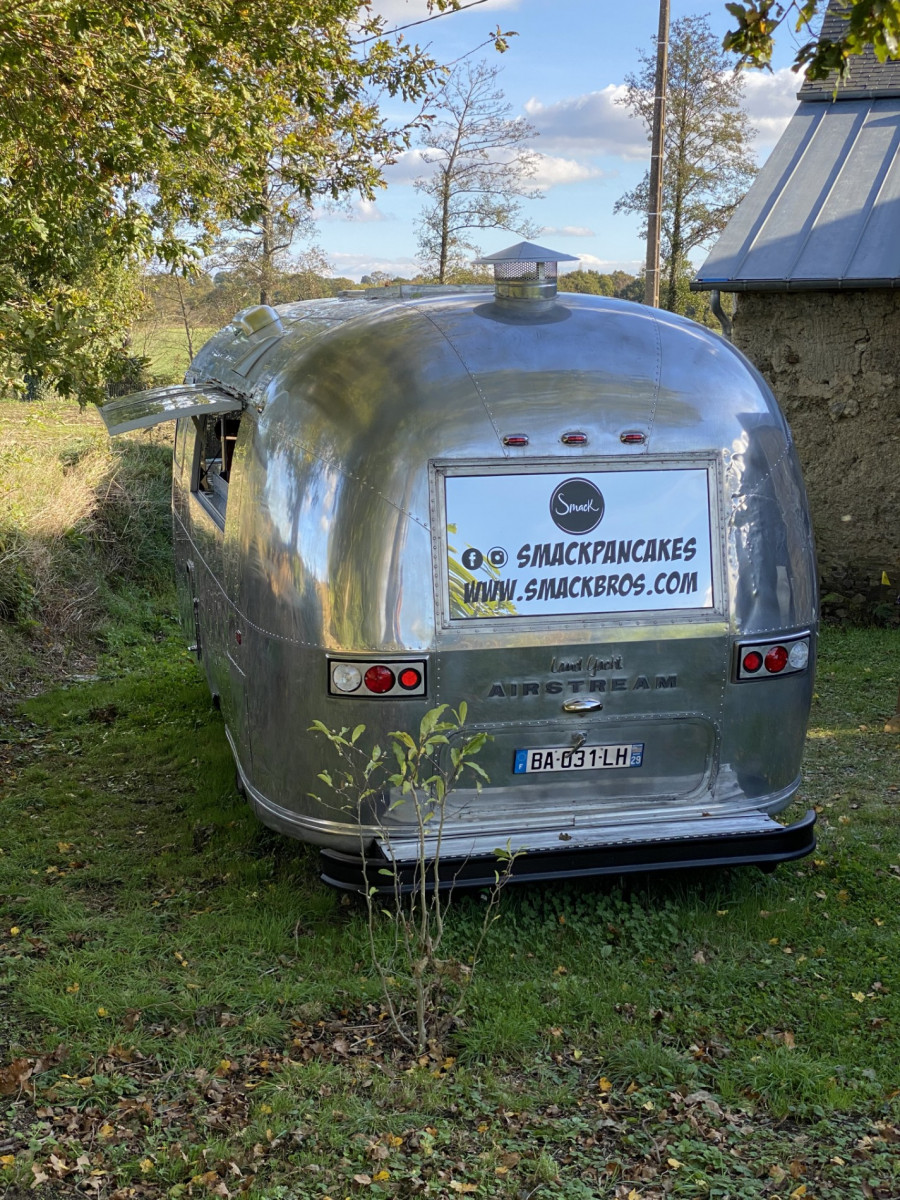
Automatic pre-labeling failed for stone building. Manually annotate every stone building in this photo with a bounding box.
[693,12,900,622]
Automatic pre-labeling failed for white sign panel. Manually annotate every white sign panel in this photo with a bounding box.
[444,467,714,620]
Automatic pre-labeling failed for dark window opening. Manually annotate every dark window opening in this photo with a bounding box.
[192,412,242,525]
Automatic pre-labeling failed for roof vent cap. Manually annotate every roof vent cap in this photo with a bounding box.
[474,241,579,313]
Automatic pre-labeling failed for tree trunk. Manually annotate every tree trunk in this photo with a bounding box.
[438,171,452,284]
[260,208,272,306]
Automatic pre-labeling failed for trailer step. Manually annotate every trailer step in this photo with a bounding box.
[319,809,816,893]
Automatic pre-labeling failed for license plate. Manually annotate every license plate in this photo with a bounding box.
[513,743,644,774]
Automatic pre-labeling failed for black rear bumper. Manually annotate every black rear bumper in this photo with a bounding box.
[319,808,817,893]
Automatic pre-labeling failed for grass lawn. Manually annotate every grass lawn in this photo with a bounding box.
[130,326,219,383]
[0,406,898,1198]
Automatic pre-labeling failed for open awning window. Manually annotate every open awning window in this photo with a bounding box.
[99,385,244,436]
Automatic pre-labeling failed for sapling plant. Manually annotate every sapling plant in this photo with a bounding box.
[310,703,519,1053]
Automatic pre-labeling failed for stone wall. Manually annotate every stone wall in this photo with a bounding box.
[733,289,900,623]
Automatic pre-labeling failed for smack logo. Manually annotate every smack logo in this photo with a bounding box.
[549,478,605,535]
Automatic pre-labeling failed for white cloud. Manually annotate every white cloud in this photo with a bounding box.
[741,67,800,152]
[541,225,596,238]
[382,148,431,185]
[372,0,518,20]
[316,199,393,223]
[530,153,604,188]
[326,252,421,282]
[525,86,648,161]
[560,254,642,275]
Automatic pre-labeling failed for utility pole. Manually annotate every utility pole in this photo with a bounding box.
[645,0,670,308]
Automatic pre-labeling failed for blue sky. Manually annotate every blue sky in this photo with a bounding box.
[314,0,808,281]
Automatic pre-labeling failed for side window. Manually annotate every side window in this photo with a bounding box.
[191,412,243,526]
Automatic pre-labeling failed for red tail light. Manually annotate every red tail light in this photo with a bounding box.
[364,665,395,694]
[764,646,789,673]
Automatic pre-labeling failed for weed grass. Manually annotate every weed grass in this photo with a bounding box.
[1,410,899,1197]
[131,325,218,382]
[0,398,173,703]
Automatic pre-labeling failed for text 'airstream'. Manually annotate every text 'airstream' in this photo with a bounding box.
[101,242,818,890]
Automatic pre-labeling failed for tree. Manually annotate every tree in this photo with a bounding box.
[724,0,900,79]
[615,15,758,315]
[0,0,478,401]
[558,269,642,298]
[414,60,542,283]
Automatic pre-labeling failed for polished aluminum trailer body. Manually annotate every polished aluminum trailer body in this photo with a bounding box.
[102,266,818,887]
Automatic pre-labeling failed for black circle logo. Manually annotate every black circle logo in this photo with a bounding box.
[461,547,484,571]
[487,546,508,568]
[549,478,605,534]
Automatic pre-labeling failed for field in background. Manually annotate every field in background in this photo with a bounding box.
[130,325,218,383]
[0,400,898,1199]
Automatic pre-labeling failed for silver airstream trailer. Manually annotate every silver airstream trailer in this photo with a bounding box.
[101,243,818,890]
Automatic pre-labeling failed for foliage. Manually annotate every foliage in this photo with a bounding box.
[0,0,480,401]
[558,269,644,301]
[725,0,900,79]
[615,15,758,315]
[207,136,331,308]
[415,60,543,282]
[311,706,517,1053]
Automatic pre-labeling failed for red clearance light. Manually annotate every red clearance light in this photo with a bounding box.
[398,667,422,691]
[561,431,588,445]
[764,645,789,673]
[620,430,647,445]
[364,665,395,694]
[742,650,763,673]
[502,434,529,447]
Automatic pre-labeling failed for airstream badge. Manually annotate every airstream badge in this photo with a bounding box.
[550,478,605,534]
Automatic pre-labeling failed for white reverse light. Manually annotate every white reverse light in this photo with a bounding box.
[788,640,810,670]
[331,663,362,693]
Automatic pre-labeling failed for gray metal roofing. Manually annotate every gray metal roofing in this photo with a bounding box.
[799,6,900,99]
[692,97,900,290]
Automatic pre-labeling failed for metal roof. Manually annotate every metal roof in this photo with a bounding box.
[693,97,900,291]
[799,6,900,100]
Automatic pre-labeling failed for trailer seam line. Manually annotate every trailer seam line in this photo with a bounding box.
[404,303,509,458]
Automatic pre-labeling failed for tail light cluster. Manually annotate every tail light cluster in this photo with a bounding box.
[328,658,427,698]
[734,635,810,682]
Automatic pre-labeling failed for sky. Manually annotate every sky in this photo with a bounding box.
[314,0,810,281]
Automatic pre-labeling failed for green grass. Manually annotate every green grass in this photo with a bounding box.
[1,416,899,1197]
[1,625,898,1198]
[131,324,218,381]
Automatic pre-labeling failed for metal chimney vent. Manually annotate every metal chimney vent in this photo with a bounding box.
[475,241,579,313]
